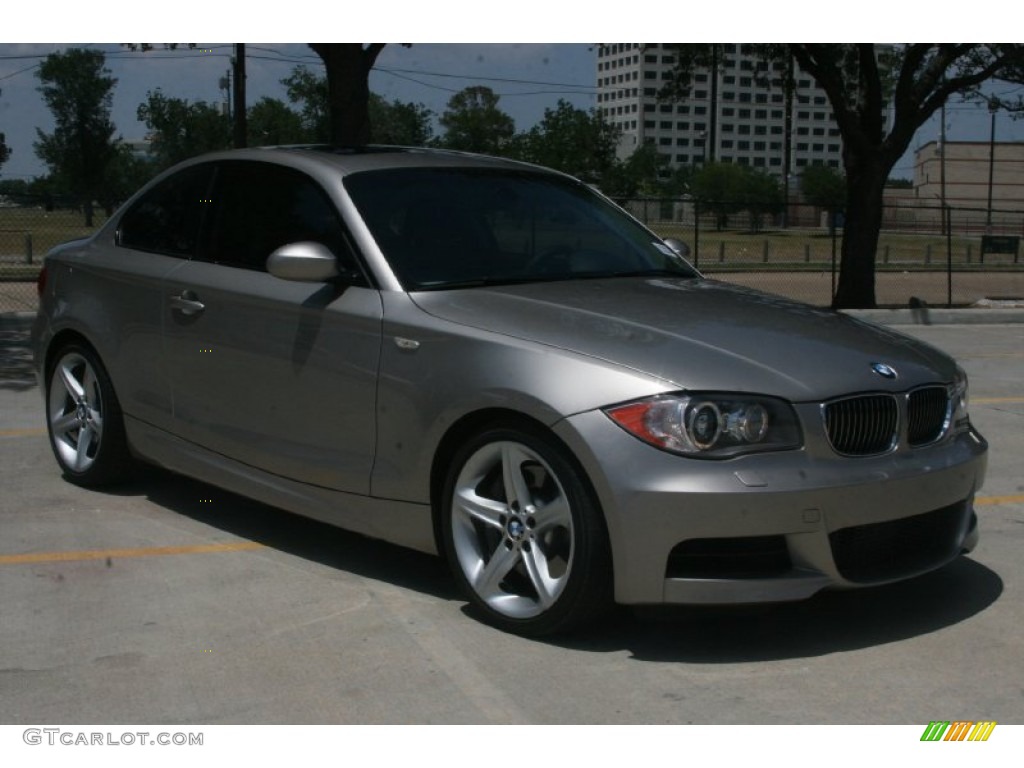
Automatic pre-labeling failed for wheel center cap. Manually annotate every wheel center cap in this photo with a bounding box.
[76,401,89,423]
[506,518,525,541]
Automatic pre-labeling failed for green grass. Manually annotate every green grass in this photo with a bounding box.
[0,208,109,261]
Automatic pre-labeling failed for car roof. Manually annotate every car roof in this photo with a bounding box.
[183,145,552,178]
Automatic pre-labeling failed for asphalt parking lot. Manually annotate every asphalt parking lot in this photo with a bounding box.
[1,320,1022,725]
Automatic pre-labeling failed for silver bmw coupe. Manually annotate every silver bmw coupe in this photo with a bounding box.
[32,146,988,635]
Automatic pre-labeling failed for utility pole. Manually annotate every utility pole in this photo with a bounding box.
[986,99,997,231]
[939,102,947,237]
[232,44,247,148]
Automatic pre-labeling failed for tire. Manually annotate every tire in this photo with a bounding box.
[45,343,134,487]
[441,425,612,636]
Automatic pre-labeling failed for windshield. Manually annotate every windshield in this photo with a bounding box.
[343,168,698,290]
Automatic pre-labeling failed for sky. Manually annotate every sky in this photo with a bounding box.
[0,43,601,180]
[4,7,1024,183]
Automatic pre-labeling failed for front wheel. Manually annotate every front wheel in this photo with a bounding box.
[46,343,133,486]
[441,426,612,636]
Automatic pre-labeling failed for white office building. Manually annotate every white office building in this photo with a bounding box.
[596,44,846,177]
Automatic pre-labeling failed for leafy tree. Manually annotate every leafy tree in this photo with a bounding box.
[800,165,847,235]
[98,144,157,214]
[283,66,330,142]
[600,143,671,197]
[282,66,433,146]
[248,97,308,146]
[137,90,231,169]
[0,131,10,174]
[439,86,515,154]
[663,44,1024,307]
[739,167,784,232]
[689,162,749,230]
[369,94,433,146]
[34,48,121,226]
[505,99,619,183]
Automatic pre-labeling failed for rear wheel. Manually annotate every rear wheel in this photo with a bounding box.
[442,425,611,636]
[46,344,133,486]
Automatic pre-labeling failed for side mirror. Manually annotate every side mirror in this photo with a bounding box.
[663,237,691,259]
[266,242,340,282]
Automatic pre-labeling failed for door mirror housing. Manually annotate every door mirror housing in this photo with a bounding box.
[266,242,340,282]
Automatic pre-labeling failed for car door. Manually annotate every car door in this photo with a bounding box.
[161,160,382,494]
[109,162,215,433]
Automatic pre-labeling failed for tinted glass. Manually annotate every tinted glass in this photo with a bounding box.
[205,161,358,275]
[117,164,213,257]
[344,168,697,290]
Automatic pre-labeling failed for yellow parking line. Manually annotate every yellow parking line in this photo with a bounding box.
[976,494,1024,507]
[973,397,1024,404]
[0,541,266,566]
[0,427,47,437]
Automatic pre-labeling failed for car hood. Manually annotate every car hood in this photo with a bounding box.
[410,277,956,402]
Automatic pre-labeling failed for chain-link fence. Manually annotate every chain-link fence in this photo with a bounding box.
[618,197,1024,308]
[1,195,109,316]
[3,194,1023,314]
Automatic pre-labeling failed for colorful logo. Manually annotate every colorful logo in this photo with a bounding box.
[920,721,997,742]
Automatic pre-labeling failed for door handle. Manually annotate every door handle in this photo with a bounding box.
[170,291,205,316]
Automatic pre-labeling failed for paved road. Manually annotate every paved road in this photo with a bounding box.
[1,324,1021,724]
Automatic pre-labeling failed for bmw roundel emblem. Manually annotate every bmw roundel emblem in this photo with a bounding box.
[871,362,898,379]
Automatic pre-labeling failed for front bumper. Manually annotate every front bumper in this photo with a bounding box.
[555,409,988,605]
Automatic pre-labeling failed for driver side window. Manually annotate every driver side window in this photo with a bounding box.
[204,161,363,280]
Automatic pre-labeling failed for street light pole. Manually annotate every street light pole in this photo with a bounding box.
[986,99,997,231]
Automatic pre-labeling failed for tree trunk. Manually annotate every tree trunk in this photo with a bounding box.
[309,44,385,146]
[833,158,888,309]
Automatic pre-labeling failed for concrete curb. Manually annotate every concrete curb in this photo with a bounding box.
[843,308,1024,326]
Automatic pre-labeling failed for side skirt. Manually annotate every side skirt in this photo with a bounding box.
[125,416,438,555]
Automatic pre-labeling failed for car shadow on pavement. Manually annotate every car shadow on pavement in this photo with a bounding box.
[96,464,1002,661]
[559,557,1003,662]
[104,464,457,602]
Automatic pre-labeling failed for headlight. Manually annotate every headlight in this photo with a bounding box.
[604,393,802,459]
[950,367,970,434]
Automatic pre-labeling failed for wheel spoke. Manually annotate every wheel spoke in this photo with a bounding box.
[82,366,100,408]
[501,443,533,510]
[455,487,506,531]
[58,362,84,400]
[522,545,559,609]
[87,405,104,434]
[51,412,80,436]
[473,543,520,597]
[533,495,572,534]
[74,425,94,471]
